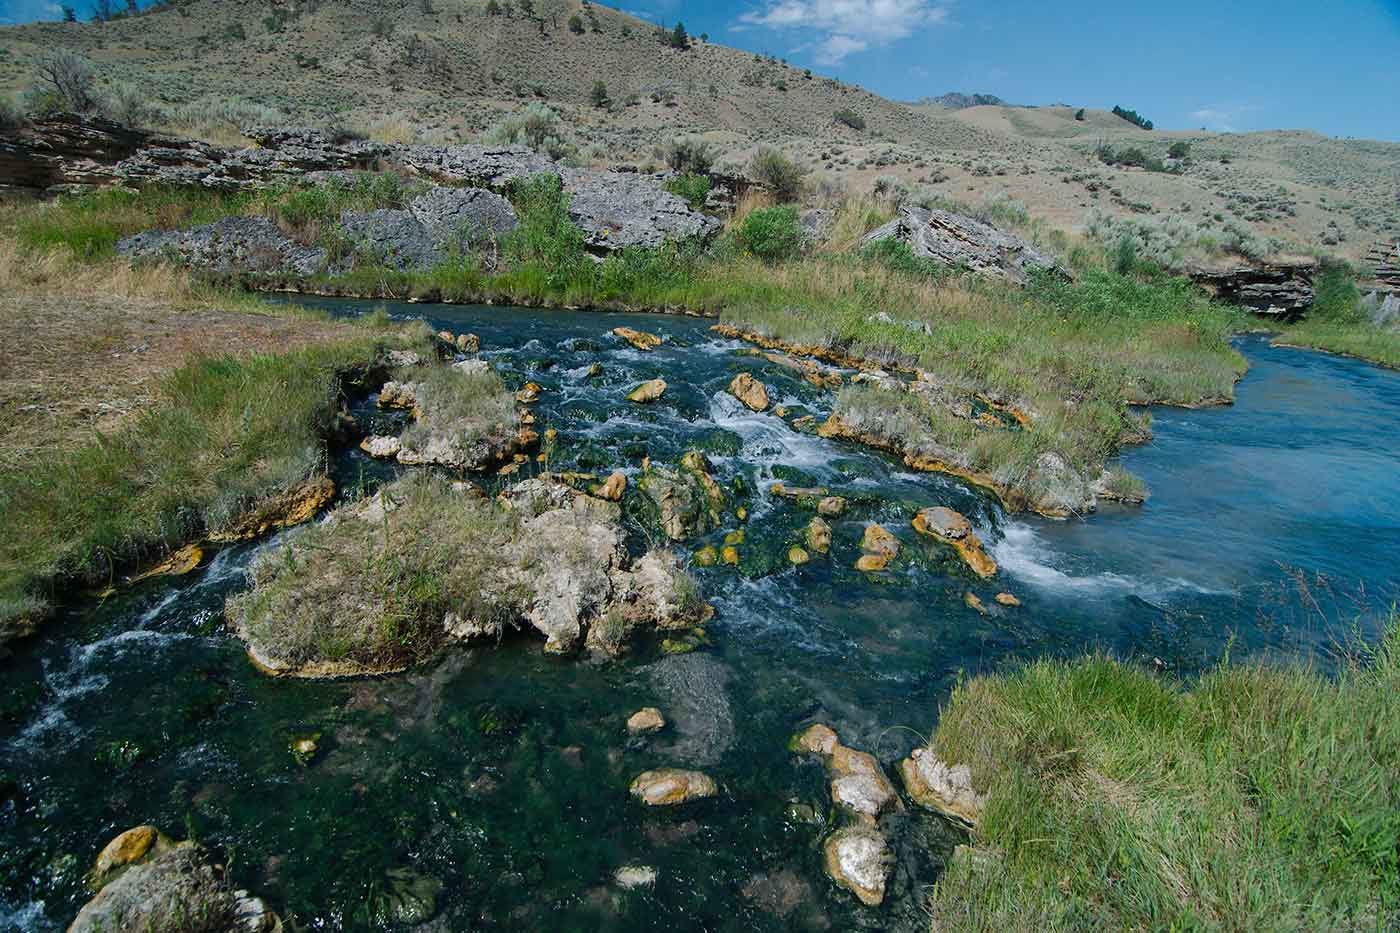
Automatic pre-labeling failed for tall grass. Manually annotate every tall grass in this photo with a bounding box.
[927,612,1400,930]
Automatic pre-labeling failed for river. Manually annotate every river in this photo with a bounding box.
[2,304,1396,931]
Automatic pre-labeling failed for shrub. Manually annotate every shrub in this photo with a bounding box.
[0,96,25,130]
[660,137,715,174]
[484,103,573,160]
[589,80,610,109]
[1167,140,1192,159]
[872,174,909,203]
[733,206,803,263]
[748,147,807,203]
[833,107,865,131]
[1074,108,1085,121]
[668,22,689,49]
[25,49,101,115]
[106,83,162,128]
[664,173,712,209]
[568,14,584,33]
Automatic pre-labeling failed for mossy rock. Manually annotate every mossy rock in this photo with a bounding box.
[693,429,745,457]
[772,464,822,487]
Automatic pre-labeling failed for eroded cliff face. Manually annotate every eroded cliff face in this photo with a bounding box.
[1187,256,1318,319]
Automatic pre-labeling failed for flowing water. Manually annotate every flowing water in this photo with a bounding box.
[2,304,1397,931]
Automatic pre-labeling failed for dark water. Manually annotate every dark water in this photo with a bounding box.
[2,305,1397,931]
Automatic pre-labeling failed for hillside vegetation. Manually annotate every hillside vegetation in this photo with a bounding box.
[2,0,1398,262]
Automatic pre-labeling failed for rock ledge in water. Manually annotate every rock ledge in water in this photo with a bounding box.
[629,768,718,806]
[900,746,987,825]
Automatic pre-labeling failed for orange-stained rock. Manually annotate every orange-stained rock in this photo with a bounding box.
[613,327,662,351]
[728,372,770,412]
[912,507,997,578]
[629,769,717,805]
[209,476,336,543]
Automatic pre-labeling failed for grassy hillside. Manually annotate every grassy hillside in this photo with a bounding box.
[3,0,1398,262]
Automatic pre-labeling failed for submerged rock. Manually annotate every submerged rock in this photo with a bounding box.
[643,653,735,766]
[995,592,1021,607]
[593,471,628,502]
[822,825,891,907]
[627,707,667,735]
[72,827,279,933]
[963,592,988,615]
[728,372,771,412]
[614,865,659,889]
[899,747,986,825]
[638,453,728,541]
[912,507,997,578]
[629,769,718,806]
[805,517,832,554]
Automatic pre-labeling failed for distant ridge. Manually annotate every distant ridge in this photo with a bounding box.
[917,93,1008,110]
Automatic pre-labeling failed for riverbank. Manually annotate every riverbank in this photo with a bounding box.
[924,612,1400,931]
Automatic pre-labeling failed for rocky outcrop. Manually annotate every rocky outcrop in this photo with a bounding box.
[1187,256,1316,318]
[408,185,517,244]
[562,169,722,252]
[899,747,986,826]
[613,327,663,351]
[230,475,708,674]
[396,143,556,188]
[71,826,279,933]
[392,367,530,470]
[117,217,329,277]
[863,205,1067,286]
[0,113,155,194]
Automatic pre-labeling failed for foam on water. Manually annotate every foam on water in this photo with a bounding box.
[993,522,1221,600]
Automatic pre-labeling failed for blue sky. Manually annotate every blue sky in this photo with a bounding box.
[4,0,1398,140]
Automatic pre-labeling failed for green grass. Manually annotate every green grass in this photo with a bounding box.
[0,323,433,631]
[11,186,255,260]
[926,614,1400,931]
[1276,262,1400,368]
[399,362,518,451]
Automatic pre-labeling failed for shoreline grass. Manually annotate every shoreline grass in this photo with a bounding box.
[926,612,1400,931]
[0,318,433,639]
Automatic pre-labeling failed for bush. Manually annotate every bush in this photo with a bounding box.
[748,147,807,203]
[568,14,584,33]
[1309,261,1364,323]
[0,96,25,130]
[664,173,712,209]
[660,137,715,175]
[1167,140,1192,159]
[484,103,573,160]
[833,107,865,131]
[733,206,803,263]
[25,48,101,115]
[106,83,162,129]
[872,174,909,203]
[589,79,610,109]
[1074,108,1085,121]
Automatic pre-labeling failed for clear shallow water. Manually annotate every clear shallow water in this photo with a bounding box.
[2,306,1397,930]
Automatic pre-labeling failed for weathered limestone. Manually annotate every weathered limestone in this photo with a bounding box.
[626,379,668,403]
[863,205,1068,286]
[899,747,987,826]
[856,523,899,572]
[728,372,770,412]
[627,707,667,735]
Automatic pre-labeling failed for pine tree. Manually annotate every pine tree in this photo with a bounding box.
[669,21,689,49]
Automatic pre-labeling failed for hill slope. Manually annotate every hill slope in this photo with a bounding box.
[2,0,1398,261]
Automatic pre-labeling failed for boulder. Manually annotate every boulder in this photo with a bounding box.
[626,379,668,403]
[72,828,279,933]
[822,826,891,907]
[638,454,727,541]
[117,216,328,277]
[614,865,659,889]
[728,372,770,412]
[995,592,1021,607]
[408,186,517,244]
[359,435,402,459]
[594,471,628,502]
[963,592,988,615]
[805,517,832,554]
[899,747,987,825]
[912,507,997,578]
[627,707,667,735]
[857,523,899,571]
[613,326,662,351]
[829,744,900,822]
[207,476,336,543]
[338,208,445,271]
[792,723,839,756]
[378,380,418,410]
[862,205,1066,286]
[563,169,722,252]
[629,769,718,806]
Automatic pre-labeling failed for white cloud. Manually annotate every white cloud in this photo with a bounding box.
[0,0,64,25]
[737,0,949,63]
[1190,104,1262,133]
